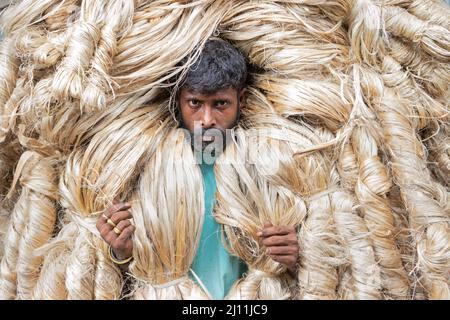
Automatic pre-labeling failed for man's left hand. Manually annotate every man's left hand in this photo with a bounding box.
[257,222,299,276]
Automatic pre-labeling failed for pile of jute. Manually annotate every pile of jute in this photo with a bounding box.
[0,0,448,300]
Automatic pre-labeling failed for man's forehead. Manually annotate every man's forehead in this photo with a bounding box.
[181,86,236,98]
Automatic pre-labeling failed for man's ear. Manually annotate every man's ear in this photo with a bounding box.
[238,88,247,106]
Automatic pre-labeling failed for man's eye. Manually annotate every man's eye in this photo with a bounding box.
[216,101,228,107]
[189,100,200,107]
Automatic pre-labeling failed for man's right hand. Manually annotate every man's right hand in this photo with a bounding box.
[96,198,134,261]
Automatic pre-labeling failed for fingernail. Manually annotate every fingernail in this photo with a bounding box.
[256,232,262,237]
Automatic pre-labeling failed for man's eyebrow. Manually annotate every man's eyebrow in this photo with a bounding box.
[185,96,204,100]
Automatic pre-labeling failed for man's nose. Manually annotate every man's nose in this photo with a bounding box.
[201,106,216,129]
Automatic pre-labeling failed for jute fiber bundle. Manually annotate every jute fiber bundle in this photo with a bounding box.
[33,99,173,300]
[378,87,450,300]
[425,122,450,187]
[0,0,449,300]
[128,128,208,300]
[387,38,449,101]
[219,1,350,76]
[0,151,59,299]
[0,39,20,144]
[214,120,307,299]
[0,138,20,263]
[51,0,106,101]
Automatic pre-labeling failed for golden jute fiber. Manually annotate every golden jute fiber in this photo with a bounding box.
[0,0,449,300]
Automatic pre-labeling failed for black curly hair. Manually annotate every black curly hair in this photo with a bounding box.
[180,39,248,94]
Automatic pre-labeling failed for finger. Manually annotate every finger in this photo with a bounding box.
[105,202,131,218]
[115,219,131,233]
[262,234,298,247]
[264,221,272,228]
[101,225,118,245]
[260,226,295,238]
[97,209,111,226]
[267,246,299,256]
[104,230,118,246]
[110,210,132,225]
[269,255,297,267]
[96,215,107,231]
[257,221,273,237]
[117,225,135,242]
[100,223,113,239]
[113,196,120,205]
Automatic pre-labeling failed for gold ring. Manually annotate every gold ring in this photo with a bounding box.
[113,227,122,235]
[107,218,116,227]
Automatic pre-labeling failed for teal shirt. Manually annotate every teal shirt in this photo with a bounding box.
[191,163,247,300]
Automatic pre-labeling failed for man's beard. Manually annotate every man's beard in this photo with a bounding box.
[190,127,228,164]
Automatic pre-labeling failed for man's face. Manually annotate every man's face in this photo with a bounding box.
[179,86,245,156]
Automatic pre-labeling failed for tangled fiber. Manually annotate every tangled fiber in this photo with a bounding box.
[0,0,449,300]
